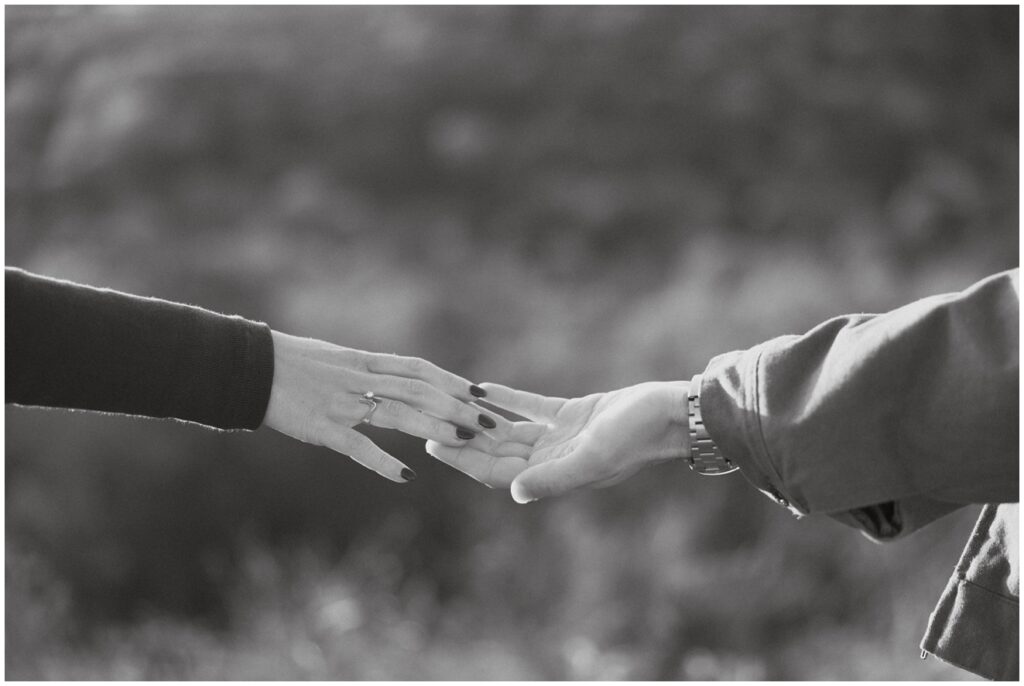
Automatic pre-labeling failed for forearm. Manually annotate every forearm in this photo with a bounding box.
[699,269,1019,535]
[5,267,275,430]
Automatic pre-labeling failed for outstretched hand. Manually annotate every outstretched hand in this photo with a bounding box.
[427,380,692,502]
[263,331,537,483]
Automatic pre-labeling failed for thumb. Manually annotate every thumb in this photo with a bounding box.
[509,448,605,503]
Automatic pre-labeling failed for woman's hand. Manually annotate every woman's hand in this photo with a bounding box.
[426,381,691,500]
[263,331,527,483]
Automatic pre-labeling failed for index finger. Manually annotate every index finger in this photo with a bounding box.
[365,353,482,402]
[359,372,515,436]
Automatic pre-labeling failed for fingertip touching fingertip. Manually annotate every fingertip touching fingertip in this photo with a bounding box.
[469,384,487,398]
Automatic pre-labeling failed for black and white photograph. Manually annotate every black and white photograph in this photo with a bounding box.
[5,4,1019,681]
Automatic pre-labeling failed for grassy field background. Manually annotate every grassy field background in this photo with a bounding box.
[5,6,1016,679]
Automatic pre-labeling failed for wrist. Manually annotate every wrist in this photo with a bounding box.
[686,372,737,475]
[665,380,692,457]
[263,330,290,431]
[642,381,691,464]
[264,330,312,435]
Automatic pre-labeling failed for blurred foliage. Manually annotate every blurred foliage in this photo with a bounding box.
[5,5,1014,679]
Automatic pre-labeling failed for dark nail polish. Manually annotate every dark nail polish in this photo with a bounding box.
[469,384,487,398]
[456,427,475,440]
[400,468,417,482]
[478,413,497,429]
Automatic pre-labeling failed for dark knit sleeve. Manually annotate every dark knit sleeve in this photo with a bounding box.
[5,267,275,430]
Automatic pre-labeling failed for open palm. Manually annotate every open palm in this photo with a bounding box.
[426,380,692,501]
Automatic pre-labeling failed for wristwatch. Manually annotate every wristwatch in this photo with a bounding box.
[687,374,738,475]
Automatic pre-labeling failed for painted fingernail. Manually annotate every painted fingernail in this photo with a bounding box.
[400,468,417,482]
[477,413,497,429]
[469,384,487,398]
[456,427,475,440]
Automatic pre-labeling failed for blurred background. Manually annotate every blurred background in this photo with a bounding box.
[5,5,1017,680]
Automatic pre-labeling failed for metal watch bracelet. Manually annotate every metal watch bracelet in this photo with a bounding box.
[687,373,738,475]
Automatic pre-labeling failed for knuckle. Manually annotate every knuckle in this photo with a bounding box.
[359,353,381,372]
[376,397,399,415]
[395,377,416,396]
[423,361,449,383]
[448,396,472,417]
[431,417,454,439]
[344,438,372,464]
[405,356,428,374]
[324,427,354,453]
[333,348,364,369]
[372,399,400,427]
[404,378,429,399]
[331,430,360,450]
[413,411,437,433]
[368,449,388,471]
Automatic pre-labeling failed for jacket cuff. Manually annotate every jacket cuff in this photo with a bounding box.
[700,347,963,536]
[699,347,808,518]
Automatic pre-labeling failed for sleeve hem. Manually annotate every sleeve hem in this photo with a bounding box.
[221,320,275,430]
[700,346,808,517]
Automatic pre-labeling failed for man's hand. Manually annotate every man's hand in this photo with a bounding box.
[426,381,691,501]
